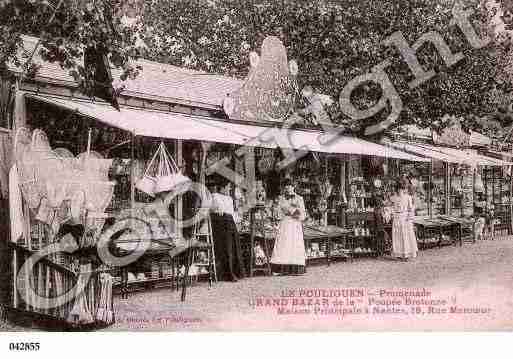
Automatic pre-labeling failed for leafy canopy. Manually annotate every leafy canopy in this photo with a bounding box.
[2,0,512,137]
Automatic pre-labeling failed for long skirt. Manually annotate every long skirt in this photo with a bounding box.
[211,214,246,281]
[271,216,306,274]
[392,214,418,259]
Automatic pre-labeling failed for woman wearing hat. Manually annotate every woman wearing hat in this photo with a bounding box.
[270,179,307,275]
[390,178,418,261]
[210,177,246,282]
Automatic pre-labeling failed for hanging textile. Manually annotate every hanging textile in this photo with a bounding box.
[9,164,24,243]
[0,78,13,129]
[0,131,11,199]
[13,91,26,131]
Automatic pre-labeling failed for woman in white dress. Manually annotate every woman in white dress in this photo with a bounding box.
[271,179,307,275]
[391,179,418,261]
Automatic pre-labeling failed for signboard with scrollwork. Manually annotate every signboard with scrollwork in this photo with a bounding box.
[432,116,470,148]
[225,36,296,123]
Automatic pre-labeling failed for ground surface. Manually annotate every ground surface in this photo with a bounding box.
[2,238,512,331]
[108,238,513,331]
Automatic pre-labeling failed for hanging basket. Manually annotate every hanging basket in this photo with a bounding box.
[136,176,156,197]
[139,142,192,196]
[154,172,191,194]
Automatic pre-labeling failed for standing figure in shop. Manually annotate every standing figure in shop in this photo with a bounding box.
[271,179,307,275]
[210,177,246,282]
[390,178,418,261]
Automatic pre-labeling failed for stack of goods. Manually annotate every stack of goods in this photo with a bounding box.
[330,243,350,257]
[192,251,210,275]
[96,272,114,325]
[353,247,374,255]
[317,179,333,226]
[440,234,452,244]
[306,242,327,259]
[150,262,160,280]
[67,263,94,325]
[253,243,268,266]
[418,237,440,245]
[161,261,173,279]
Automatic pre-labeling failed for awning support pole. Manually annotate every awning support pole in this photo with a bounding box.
[176,139,183,238]
[510,163,513,235]
[428,160,433,218]
[472,167,476,218]
[445,162,450,215]
[130,133,135,213]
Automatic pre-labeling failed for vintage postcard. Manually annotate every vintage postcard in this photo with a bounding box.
[1,0,513,341]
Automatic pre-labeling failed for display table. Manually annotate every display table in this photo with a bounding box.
[413,216,474,248]
[240,224,352,272]
[111,238,211,301]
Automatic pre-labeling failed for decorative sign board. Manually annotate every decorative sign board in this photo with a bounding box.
[432,117,470,148]
[228,36,295,123]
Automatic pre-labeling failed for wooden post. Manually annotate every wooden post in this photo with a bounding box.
[12,249,17,308]
[510,163,513,235]
[445,162,450,215]
[176,139,183,238]
[340,157,346,228]
[460,171,464,218]
[428,160,433,218]
[130,133,135,213]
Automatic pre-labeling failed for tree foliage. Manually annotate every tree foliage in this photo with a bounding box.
[2,0,513,137]
[142,0,512,136]
[0,0,145,91]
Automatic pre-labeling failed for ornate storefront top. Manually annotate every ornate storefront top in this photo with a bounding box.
[432,116,470,148]
[225,36,296,123]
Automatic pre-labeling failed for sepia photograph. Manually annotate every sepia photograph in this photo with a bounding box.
[0,1,513,348]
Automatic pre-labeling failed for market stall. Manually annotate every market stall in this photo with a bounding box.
[1,34,451,329]
[384,136,513,246]
[238,146,429,273]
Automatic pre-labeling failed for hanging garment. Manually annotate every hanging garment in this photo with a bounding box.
[0,132,12,199]
[9,164,24,243]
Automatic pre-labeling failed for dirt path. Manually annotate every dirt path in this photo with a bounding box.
[109,239,513,331]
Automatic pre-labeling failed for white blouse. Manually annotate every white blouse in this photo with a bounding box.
[278,194,306,221]
[212,193,235,216]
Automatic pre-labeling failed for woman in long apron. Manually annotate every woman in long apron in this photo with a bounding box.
[391,179,418,261]
[210,180,246,282]
[271,179,306,275]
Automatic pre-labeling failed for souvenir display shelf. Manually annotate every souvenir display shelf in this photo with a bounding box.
[108,140,216,295]
[449,165,474,218]
[483,166,512,235]
[415,173,430,216]
[344,155,379,257]
[431,161,447,216]
[289,155,343,225]
[398,161,431,216]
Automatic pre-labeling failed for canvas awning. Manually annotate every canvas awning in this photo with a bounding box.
[385,140,512,166]
[385,141,462,164]
[26,94,429,162]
